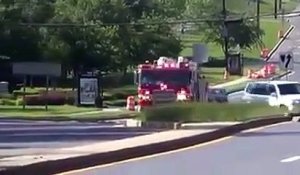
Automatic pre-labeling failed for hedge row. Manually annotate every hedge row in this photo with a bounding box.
[0,91,76,106]
[24,91,75,105]
[139,103,287,122]
[11,89,136,104]
[0,98,23,106]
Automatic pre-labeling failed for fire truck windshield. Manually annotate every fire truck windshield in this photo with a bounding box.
[140,70,191,86]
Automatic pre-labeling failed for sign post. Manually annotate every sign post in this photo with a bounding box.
[192,43,208,64]
[77,73,101,107]
[13,62,61,110]
[279,51,293,80]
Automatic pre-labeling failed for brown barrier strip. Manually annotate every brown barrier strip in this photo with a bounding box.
[1,115,291,175]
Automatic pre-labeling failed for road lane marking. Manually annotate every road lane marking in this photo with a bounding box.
[57,122,290,175]
[281,156,300,163]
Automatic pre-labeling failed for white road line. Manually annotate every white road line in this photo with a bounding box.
[280,156,300,163]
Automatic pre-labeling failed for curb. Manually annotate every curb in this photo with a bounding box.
[141,121,240,130]
[266,25,295,62]
[0,115,292,175]
[180,122,241,130]
[141,121,181,129]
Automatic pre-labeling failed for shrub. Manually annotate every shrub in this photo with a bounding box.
[95,96,103,108]
[66,96,76,105]
[0,93,16,100]
[139,102,286,122]
[104,99,127,107]
[1,99,18,106]
[13,90,39,97]
[202,57,225,67]
[102,72,134,88]
[24,91,75,106]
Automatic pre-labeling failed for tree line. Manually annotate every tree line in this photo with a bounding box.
[0,0,263,75]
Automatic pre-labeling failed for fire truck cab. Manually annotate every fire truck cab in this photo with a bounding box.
[134,56,206,110]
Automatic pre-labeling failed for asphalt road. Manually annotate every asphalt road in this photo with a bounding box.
[228,7,300,103]
[0,119,162,164]
[69,121,300,175]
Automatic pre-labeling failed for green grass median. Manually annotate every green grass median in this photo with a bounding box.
[139,103,287,122]
[0,105,137,121]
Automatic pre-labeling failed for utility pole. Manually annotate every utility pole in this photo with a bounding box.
[257,0,260,30]
[222,0,229,72]
[279,0,282,10]
[274,0,278,19]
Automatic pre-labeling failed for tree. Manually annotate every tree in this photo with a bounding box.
[51,0,119,73]
[204,16,264,54]
[0,0,55,61]
[100,0,182,74]
[183,0,264,55]
[0,0,182,75]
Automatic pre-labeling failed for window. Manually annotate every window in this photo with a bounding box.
[278,83,300,95]
[246,83,269,95]
[267,84,276,94]
[245,83,254,93]
[140,70,191,85]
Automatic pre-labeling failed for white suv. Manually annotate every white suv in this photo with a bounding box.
[242,80,300,112]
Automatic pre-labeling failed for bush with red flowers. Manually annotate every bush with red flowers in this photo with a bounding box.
[24,91,75,106]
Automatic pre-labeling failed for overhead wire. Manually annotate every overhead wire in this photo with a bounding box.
[17,10,300,28]
[1,1,300,28]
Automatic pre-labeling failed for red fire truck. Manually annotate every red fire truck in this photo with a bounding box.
[134,56,207,111]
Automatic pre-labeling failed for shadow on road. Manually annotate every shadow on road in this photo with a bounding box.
[235,131,300,137]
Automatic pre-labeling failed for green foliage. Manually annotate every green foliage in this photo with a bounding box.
[0,0,182,73]
[139,103,286,122]
[0,0,296,76]
[205,19,264,52]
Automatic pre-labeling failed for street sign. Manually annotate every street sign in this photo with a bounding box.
[192,44,208,64]
[279,51,294,70]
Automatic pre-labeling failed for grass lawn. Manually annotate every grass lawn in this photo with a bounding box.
[180,18,290,86]
[201,67,240,85]
[0,105,95,116]
[225,0,299,15]
[0,105,137,120]
[181,19,289,58]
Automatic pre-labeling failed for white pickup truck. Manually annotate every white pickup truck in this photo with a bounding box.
[242,80,300,112]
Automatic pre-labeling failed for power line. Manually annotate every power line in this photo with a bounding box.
[10,9,300,28]
[18,18,245,28]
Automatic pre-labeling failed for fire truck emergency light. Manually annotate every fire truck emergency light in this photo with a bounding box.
[139,64,152,69]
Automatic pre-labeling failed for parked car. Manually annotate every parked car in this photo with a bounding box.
[242,80,300,113]
[208,88,228,103]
